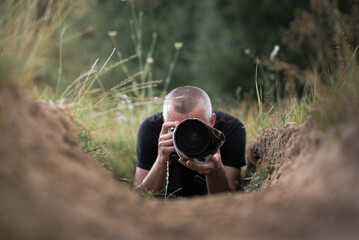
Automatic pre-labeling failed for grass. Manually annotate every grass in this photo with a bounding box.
[65,80,164,181]
[0,0,90,88]
[243,158,273,193]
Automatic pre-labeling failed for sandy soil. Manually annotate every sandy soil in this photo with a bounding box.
[1,85,358,240]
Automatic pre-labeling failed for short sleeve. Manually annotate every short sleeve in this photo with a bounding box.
[217,116,246,169]
[136,117,161,170]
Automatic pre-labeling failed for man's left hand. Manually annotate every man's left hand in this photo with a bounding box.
[178,151,225,177]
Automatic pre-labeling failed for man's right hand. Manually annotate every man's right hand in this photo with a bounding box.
[157,122,178,165]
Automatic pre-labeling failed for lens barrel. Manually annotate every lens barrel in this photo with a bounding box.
[174,119,210,157]
[172,118,225,164]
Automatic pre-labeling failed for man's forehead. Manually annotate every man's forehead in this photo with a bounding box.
[164,107,207,123]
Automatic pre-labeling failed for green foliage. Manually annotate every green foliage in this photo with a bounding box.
[78,127,113,170]
[244,159,273,193]
[191,0,310,97]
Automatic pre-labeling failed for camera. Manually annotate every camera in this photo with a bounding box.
[169,118,225,164]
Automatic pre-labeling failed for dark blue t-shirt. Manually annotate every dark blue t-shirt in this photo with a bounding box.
[136,110,246,196]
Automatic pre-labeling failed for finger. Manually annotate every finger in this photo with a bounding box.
[183,160,208,174]
[159,146,176,155]
[185,160,202,171]
[213,150,221,158]
[204,151,220,164]
[178,158,190,167]
[178,157,187,165]
[158,133,174,142]
[209,151,221,163]
[212,151,219,157]
[158,138,174,148]
[161,122,178,134]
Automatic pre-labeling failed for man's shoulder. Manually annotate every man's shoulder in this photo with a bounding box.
[213,110,243,129]
[213,110,246,168]
[146,112,163,123]
[140,112,163,131]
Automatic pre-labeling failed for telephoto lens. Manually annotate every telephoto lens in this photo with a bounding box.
[174,119,210,156]
[173,118,225,164]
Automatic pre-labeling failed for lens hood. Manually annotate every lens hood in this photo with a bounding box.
[173,118,225,164]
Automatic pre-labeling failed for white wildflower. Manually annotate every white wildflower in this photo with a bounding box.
[244,48,251,55]
[119,93,128,99]
[56,98,66,109]
[146,57,154,64]
[174,42,183,50]
[107,31,117,37]
[117,101,126,109]
[116,111,127,122]
[270,45,280,61]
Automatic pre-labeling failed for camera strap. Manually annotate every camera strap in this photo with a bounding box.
[164,161,170,201]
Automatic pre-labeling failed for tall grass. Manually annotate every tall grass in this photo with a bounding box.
[60,49,165,180]
[56,0,183,181]
[0,0,92,87]
[227,48,310,142]
[242,0,359,192]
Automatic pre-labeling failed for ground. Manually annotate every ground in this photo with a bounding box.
[1,85,358,240]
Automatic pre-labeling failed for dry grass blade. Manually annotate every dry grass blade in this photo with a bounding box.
[100,54,137,76]
[120,80,162,94]
[73,58,99,103]
[81,48,116,99]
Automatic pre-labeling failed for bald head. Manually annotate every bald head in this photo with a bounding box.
[163,86,212,122]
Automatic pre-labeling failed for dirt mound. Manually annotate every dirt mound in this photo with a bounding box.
[1,85,359,240]
[248,121,317,186]
[0,85,152,239]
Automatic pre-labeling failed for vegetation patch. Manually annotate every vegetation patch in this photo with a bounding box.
[244,158,273,193]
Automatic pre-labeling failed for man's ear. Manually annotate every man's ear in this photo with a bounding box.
[210,113,216,127]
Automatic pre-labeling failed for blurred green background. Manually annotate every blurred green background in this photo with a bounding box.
[32,0,358,102]
[39,0,315,100]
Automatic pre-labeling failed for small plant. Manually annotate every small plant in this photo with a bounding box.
[243,159,273,193]
[77,126,113,170]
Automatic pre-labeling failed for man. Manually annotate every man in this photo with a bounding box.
[135,86,246,197]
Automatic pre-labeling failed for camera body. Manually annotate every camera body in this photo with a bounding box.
[170,118,225,164]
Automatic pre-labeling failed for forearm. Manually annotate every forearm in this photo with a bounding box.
[137,159,167,193]
[206,168,234,194]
